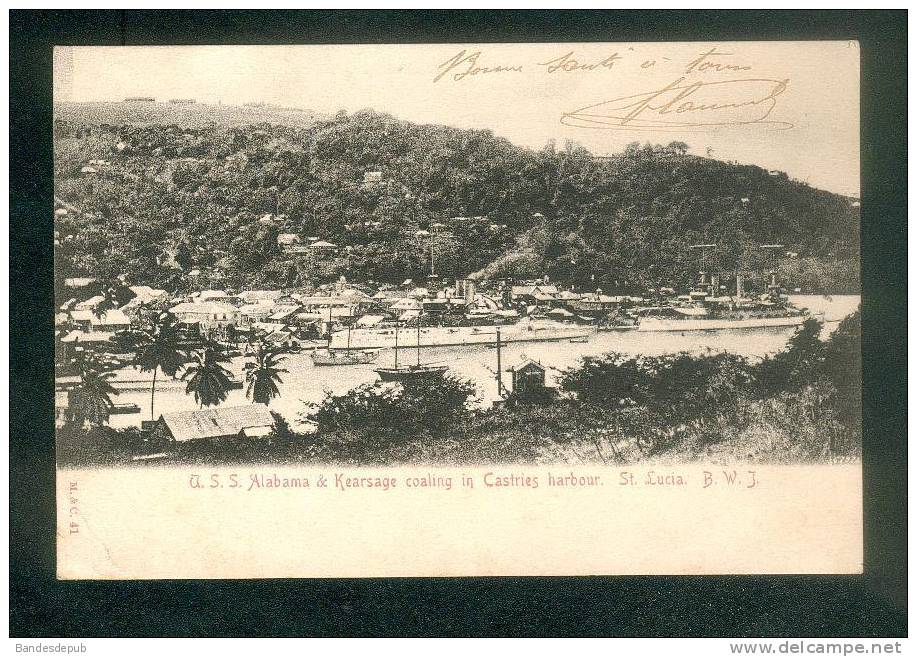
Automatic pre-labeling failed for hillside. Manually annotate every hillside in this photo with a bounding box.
[53,109,860,296]
[54,101,324,129]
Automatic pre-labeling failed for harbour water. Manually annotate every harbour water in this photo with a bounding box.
[103,295,860,430]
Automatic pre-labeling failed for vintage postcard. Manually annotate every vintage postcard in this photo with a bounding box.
[54,41,862,578]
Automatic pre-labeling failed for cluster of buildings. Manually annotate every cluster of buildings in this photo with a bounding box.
[55,274,642,367]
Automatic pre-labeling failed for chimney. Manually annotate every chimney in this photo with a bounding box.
[464,278,476,305]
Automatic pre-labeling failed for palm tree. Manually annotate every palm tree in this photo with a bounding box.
[245,344,288,406]
[182,345,234,408]
[67,355,118,427]
[91,281,122,320]
[117,312,186,420]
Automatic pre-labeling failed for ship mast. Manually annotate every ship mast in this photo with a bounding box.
[688,243,718,292]
[394,324,399,369]
[760,244,785,296]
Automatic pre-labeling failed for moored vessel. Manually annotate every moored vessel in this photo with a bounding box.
[335,317,590,350]
[311,348,380,366]
[636,266,816,332]
[374,314,450,382]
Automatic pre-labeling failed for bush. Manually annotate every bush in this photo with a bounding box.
[560,351,755,426]
[308,375,477,463]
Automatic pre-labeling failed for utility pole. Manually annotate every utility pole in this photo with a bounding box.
[495,327,504,398]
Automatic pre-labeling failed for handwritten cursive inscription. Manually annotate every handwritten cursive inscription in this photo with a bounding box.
[684,47,752,75]
[434,50,523,83]
[560,77,793,132]
[538,51,622,73]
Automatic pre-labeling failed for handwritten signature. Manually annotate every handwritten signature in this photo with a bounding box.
[434,50,523,83]
[561,77,793,131]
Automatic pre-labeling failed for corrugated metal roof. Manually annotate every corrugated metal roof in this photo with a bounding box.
[160,404,274,442]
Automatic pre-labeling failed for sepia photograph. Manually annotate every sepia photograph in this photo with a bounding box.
[53,42,861,471]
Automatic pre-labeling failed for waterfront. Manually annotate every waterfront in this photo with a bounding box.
[103,294,860,430]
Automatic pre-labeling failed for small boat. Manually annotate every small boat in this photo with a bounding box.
[374,316,449,382]
[109,402,141,415]
[375,364,449,382]
[311,348,380,366]
[568,335,589,344]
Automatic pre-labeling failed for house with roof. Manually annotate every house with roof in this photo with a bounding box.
[362,171,384,188]
[58,330,118,363]
[309,240,338,253]
[151,404,274,445]
[69,308,132,333]
[237,289,284,305]
[237,303,277,328]
[511,284,560,305]
[128,285,168,304]
[195,290,230,302]
[64,277,97,289]
[277,233,302,249]
[169,301,240,339]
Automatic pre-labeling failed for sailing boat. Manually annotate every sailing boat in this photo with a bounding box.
[375,311,448,382]
[311,303,380,366]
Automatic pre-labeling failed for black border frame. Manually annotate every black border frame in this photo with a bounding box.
[10,9,907,637]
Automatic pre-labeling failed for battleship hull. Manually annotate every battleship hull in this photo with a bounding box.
[329,321,591,350]
[637,314,809,332]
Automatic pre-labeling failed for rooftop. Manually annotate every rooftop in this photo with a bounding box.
[159,404,274,443]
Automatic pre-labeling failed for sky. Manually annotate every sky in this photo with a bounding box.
[55,42,860,196]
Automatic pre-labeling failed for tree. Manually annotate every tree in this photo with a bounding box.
[117,311,186,420]
[820,309,861,425]
[245,344,288,406]
[67,355,119,427]
[182,345,234,408]
[756,318,826,394]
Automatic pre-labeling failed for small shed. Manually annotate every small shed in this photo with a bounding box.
[506,359,547,396]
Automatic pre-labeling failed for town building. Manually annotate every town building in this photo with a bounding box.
[168,301,240,339]
[277,233,302,249]
[68,308,132,333]
[152,404,274,444]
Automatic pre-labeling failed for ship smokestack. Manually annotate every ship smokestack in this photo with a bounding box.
[735,273,744,298]
[711,274,721,294]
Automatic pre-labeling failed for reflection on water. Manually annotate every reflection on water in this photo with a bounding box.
[105,295,861,430]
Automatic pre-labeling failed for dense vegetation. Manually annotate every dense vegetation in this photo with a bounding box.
[58,311,861,467]
[54,105,860,297]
